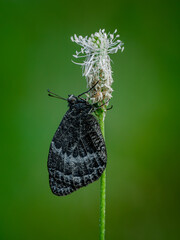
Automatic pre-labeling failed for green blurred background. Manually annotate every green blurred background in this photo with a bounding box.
[1,0,180,239]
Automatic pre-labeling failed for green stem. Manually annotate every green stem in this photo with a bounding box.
[98,111,106,240]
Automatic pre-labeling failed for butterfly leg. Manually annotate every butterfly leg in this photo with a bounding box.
[106,105,113,111]
[88,100,110,114]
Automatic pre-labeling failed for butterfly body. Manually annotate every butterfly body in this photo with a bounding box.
[48,95,107,196]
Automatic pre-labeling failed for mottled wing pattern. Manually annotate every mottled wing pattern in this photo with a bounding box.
[48,108,107,196]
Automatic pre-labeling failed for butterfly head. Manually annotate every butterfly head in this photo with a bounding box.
[67,95,79,105]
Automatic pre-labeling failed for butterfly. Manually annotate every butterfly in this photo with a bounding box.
[47,83,107,196]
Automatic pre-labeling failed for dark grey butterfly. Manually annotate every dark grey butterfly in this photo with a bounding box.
[47,84,107,196]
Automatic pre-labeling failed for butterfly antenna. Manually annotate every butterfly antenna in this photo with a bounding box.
[47,89,67,101]
[78,81,99,98]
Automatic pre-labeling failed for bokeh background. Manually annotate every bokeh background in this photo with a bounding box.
[1,0,180,239]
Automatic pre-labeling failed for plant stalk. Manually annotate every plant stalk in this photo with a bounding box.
[98,111,106,240]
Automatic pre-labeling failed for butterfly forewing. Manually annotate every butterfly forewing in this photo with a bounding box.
[48,101,107,196]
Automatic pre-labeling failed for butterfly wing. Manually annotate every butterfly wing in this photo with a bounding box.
[47,108,107,196]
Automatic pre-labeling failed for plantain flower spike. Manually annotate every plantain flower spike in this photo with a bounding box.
[71,29,124,108]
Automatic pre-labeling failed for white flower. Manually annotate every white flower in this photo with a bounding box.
[71,29,124,106]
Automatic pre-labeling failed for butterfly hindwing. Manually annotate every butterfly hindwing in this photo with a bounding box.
[48,105,107,196]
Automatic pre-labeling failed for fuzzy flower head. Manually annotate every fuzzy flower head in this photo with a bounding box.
[71,29,124,107]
